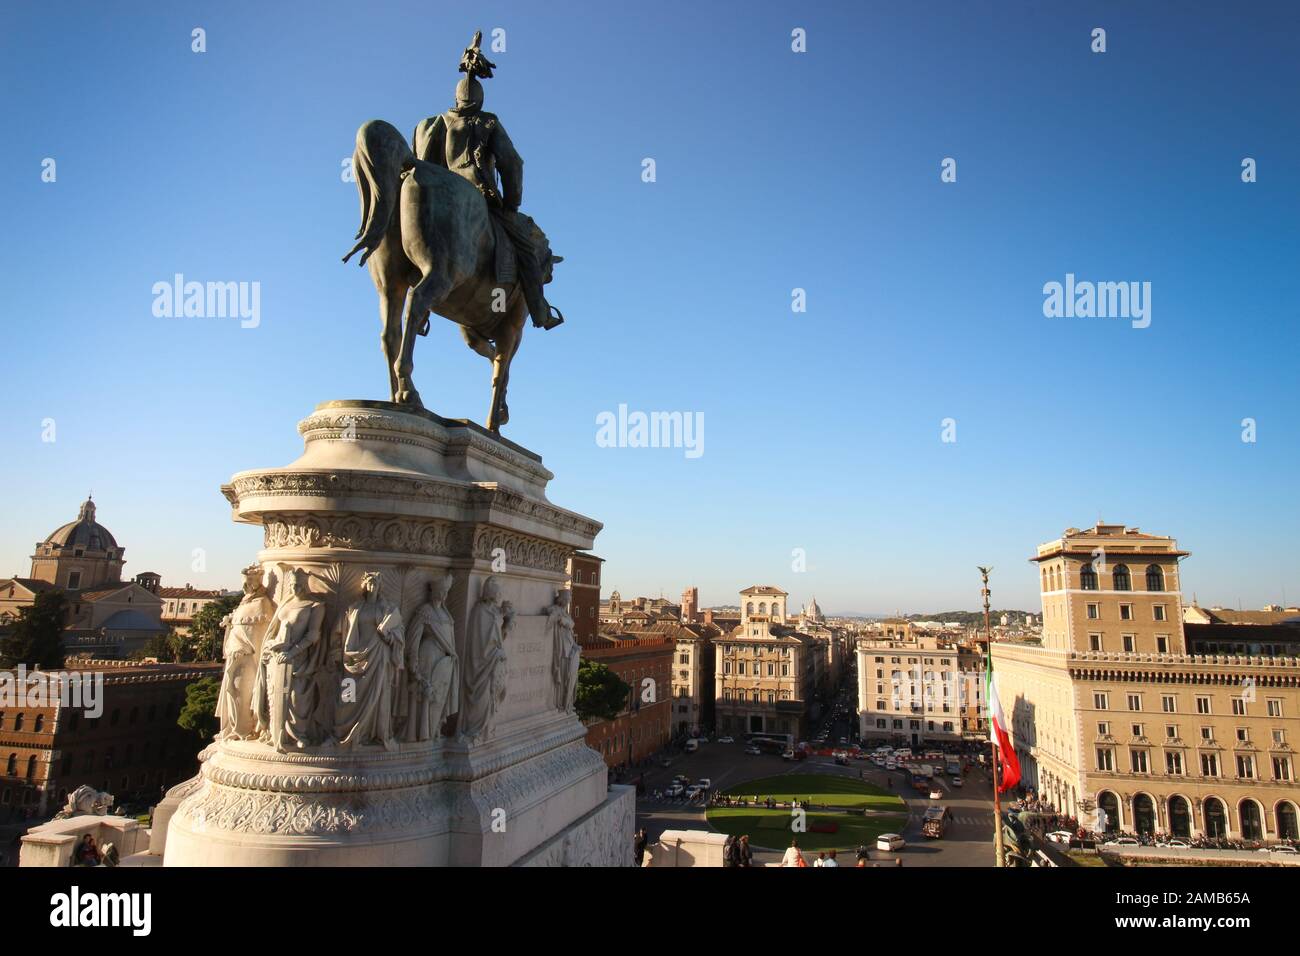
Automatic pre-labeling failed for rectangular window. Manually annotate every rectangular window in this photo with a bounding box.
[1166,724,1177,739]
[1122,635,1135,653]
[1130,749,1148,773]
[1166,751,1183,775]
[1097,721,1110,735]
[1232,698,1247,716]
[1236,754,1255,779]
[1127,694,1142,711]
[1089,634,1101,651]
[1096,748,1114,771]
[1273,729,1286,745]
[1156,635,1169,654]
[1236,727,1249,743]
[1131,723,1143,737]
[1094,693,1109,710]
[1120,604,1133,621]
[1161,695,1176,713]
[1200,753,1219,777]
[1087,603,1099,620]
[1267,699,1283,717]
[1274,756,1292,781]
[1154,605,1166,621]
[1196,696,1211,715]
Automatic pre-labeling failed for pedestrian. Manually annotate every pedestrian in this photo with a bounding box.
[634,828,648,866]
[814,851,826,867]
[737,834,753,868]
[855,845,870,867]
[824,849,839,867]
[781,837,806,867]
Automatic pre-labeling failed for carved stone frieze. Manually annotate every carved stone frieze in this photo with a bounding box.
[258,513,572,573]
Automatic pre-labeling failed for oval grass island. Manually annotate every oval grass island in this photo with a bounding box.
[706,773,909,852]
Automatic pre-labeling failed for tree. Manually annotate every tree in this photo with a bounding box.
[189,595,240,662]
[0,590,67,668]
[575,659,629,722]
[177,676,221,741]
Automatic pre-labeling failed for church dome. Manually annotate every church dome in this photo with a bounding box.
[44,498,119,553]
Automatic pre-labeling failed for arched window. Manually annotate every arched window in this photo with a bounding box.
[1098,790,1120,832]
[1168,795,1191,838]
[1240,800,1263,840]
[25,755,37,781]
[1204,797,1227,838]
[13,713,23,731]
[759,602,767,614]
[746,603,754,615]
[1145,564,1164,591]
[1041,568,1048,591]
[4,753,15,776]
[33,714,44,733]
[1113,564,1131,591]
[1278,802,1299,840]
[1080,563,1098,590]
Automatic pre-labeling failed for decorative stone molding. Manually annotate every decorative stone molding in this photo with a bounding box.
[177,778,439,836]
[517,785,636,867]
[257,513,573,574]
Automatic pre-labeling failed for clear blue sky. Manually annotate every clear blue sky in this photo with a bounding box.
[2,1,1297,614]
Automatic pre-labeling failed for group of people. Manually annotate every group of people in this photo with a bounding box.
[73,833,118,867]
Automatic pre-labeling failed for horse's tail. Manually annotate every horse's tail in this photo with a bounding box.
[342,119,414,266]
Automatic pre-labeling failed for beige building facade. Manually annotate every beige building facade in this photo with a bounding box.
[715,586,811,741]
[992,524,1300,841]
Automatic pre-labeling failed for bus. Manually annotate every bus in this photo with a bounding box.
[747,734,790,755]
[922,806,951,838]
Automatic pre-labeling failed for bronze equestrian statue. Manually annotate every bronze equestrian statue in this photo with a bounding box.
[344,32,564,432]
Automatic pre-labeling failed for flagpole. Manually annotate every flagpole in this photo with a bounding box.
[980,565,1003,868]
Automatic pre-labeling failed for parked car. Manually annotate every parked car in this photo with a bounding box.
[717,735,735,744]
[885,759,898,770]
[950,776,964,788]
[1162,839,1191,849]
[665,784,685,798]
[1268,844,1298,854]
[744,746,762,755]
[1106,836,1140,846]
[877,833,906,852]
[685,784,704,798]
[696,778,712,790]
[928,786,944,800]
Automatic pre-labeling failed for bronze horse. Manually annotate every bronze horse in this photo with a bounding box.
[343,119,560,432]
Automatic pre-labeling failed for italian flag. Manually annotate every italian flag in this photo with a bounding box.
[986,656,1021,793]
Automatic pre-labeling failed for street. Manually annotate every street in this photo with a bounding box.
[636,740,997,866]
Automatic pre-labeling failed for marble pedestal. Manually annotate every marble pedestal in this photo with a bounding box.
[163,400,623,866]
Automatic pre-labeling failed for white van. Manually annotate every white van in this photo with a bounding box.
[893,748,912,760]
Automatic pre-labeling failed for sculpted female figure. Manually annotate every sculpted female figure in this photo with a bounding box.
[335,571,406,750]
[215,565,276,739]
[253,568,326,752]
[457,576,514,743]
[402,573,460,743]
[547,589,580,714]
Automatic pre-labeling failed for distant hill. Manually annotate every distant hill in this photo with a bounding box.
[905,610,1034,627]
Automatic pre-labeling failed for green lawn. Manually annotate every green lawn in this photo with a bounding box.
[707,773,910,851]
[717,773,907,812]
[707,807,908,852]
